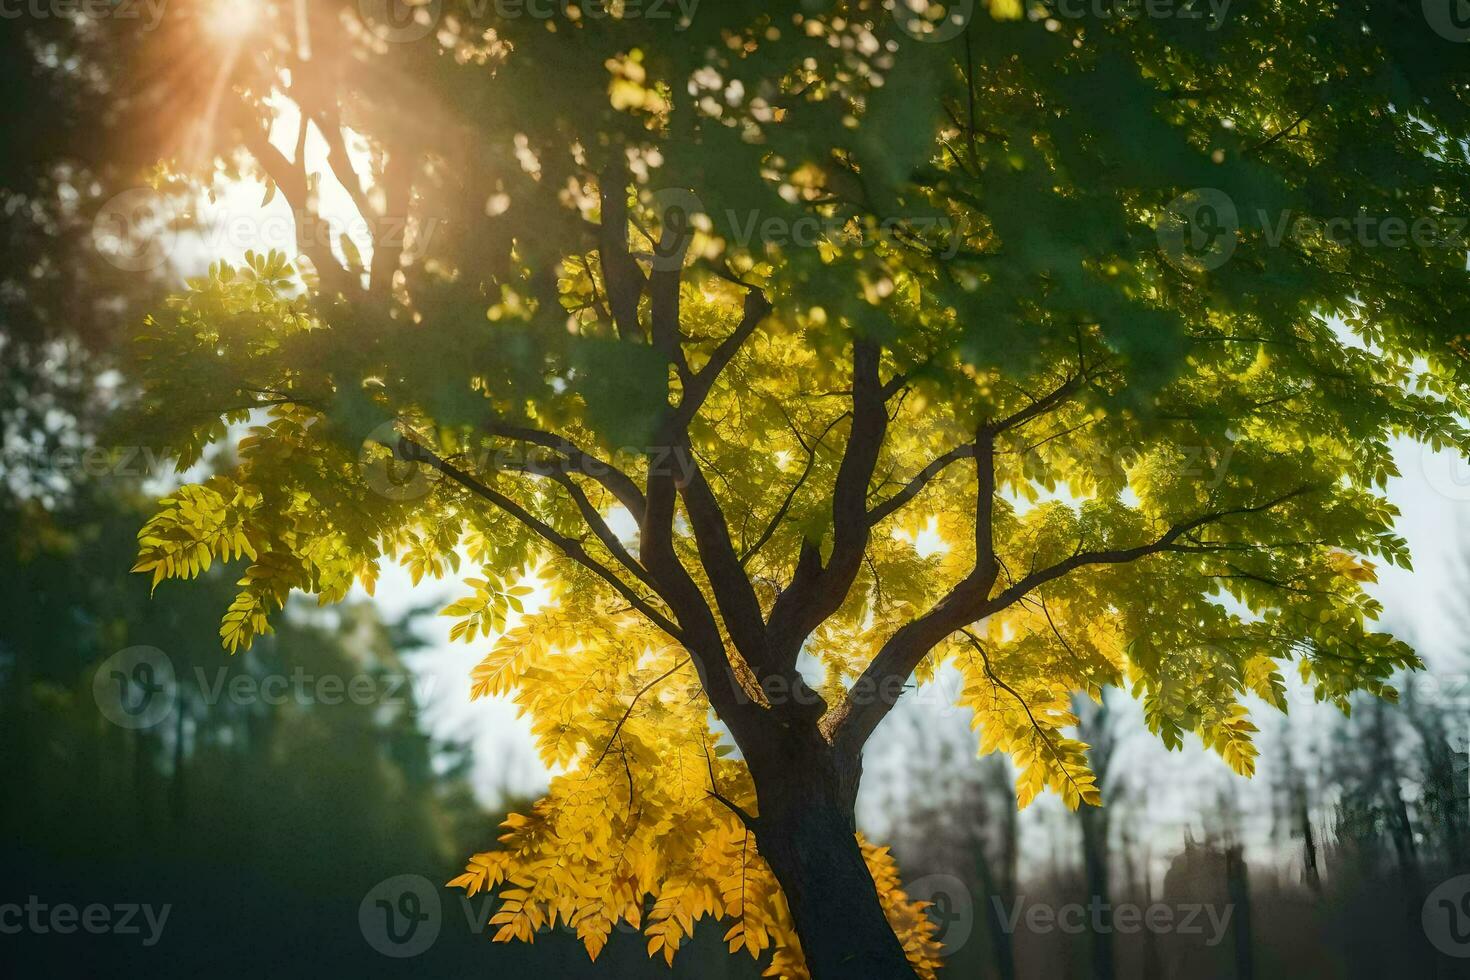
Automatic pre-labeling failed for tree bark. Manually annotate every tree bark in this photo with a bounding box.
[1079,801,1115,980]
[1076,694,1115,980]
[748,734,919,979]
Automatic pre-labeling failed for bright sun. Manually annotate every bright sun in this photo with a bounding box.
[202,0,267,42]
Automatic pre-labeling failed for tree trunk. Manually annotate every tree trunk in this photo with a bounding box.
[973,843,1017,980]
[1079,802,1115,980]
[749,735,918,979]
[1223,845,1253,980]
[1076,692,1116,980]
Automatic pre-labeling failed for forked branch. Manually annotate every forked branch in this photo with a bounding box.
[827,484,1317,755]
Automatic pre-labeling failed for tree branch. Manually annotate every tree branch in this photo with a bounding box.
[677,452,771,667]
[593,657,689,769]
[827,485,1316,756]
[597,161,647,340]
[958,627,1084,798]
[484,420,646,514]
[393,437,683,640]
[538,466,657,591]
[369,147,415,302]
[234,108,357,299]
[765,338,889,670]
[740,410,849,566]
[983,486,1316,613]
[635,437,762,733]
[992,373,1085,434]
[867,440,976,525]
[672,287,771,430]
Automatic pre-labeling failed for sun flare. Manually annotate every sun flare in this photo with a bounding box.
[202,0,266,43]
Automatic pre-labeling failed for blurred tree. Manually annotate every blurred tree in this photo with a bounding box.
[0,486,468,970]
[1075,690,1119,980]
[1271,725,1323,895]
[888,718,1020,980]
[0,6,193,505]
[0,487,762,977]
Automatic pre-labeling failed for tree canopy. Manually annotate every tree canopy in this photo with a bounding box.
[121,1,1470,976]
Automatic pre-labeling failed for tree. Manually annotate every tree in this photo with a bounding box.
[1074,691,1119,980]
[120,2,1470,976]
[886,723,1020,979]
[1,7,186,505]
[0,489,494,978]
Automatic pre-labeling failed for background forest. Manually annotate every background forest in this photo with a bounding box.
[3,4,1469,978]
